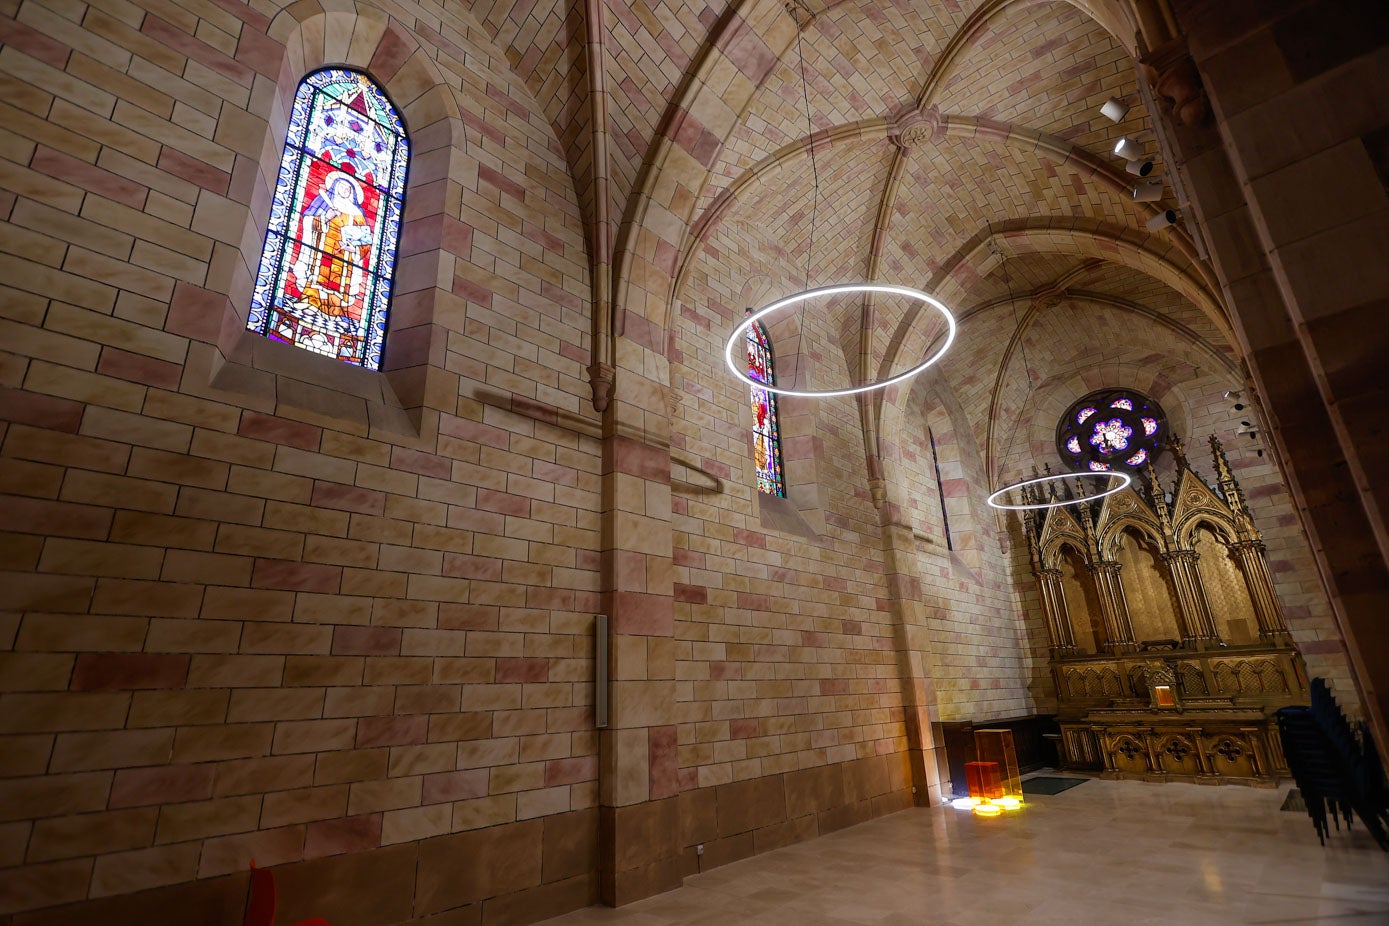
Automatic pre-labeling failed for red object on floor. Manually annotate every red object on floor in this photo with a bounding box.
[244,862,333,926]
[964,761,1003,800]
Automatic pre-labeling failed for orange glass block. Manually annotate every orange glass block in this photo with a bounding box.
[974,728,1023,801]
[964,761,1003,800]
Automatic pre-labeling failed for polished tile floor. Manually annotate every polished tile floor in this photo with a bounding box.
[548,775,1389,925]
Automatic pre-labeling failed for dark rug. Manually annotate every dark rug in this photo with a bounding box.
[1021,776,1089,796]
[1280,788,1305,812]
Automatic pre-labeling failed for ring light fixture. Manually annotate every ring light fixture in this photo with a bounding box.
[723,283,957,399]
[985,470,1132,511]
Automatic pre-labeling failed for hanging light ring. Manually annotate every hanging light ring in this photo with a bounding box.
[723,283,957,399]
[985,470,1132,511]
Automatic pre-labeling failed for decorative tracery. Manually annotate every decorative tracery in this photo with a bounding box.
[1057,389,1167,472]
[746,320,785,497]
[247,68,409,371]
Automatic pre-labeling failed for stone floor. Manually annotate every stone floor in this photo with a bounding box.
[546,774,1389,925]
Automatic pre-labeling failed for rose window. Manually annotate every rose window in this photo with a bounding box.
[1057,389,1168,472]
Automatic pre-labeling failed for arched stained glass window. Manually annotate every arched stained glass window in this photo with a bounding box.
[747,318,785,497]
[246,68,408,371]
[1056,388,1168,472]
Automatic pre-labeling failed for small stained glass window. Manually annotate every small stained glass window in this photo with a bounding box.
[1058,389,1168,473]
[246,68,408,371]
[747,320,785,497]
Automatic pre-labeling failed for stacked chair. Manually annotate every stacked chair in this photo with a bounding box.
[1276,678,1389,850]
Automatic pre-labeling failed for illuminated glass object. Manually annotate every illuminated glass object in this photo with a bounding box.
[247,69,408,371]
[1058,389,1167,473]
[1090,418,1133,452]
[747,320,785,497]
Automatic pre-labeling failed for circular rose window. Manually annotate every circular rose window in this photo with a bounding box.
[1056,389,1168,472]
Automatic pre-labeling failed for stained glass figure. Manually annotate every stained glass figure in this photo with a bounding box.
[746,319,785,497]
[246,69,408,371]
[1057,390,1168,473]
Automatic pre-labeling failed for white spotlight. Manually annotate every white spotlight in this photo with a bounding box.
[1145,209,1178,231]
[1223,390,1242,400]
[1133,178,1164,202]
[1100,98,1129,122]
[1125,158,1154,177]
[1114,136,1141,158]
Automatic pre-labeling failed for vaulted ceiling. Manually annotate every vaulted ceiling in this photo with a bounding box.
[462,0,1233,480]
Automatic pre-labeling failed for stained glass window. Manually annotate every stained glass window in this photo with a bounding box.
[246,69,408,371]
[1058,389,1168,473]
[747,320,785,497]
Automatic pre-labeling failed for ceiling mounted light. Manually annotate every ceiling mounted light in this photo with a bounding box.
[724,13,949,399]
[1125,158,1154,177]
[984,243,1124,511]
[1145,209,1178,231]
[724,284,957,398]
[1114,136,1141,159]
[1133,178,1164,202]
[1100,98,1129,122]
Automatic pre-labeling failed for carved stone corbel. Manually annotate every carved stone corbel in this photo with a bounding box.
[1141,39,1210,128]
[588,362,615,412]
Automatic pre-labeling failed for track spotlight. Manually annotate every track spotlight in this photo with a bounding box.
[1223,390,1242,400]
[1125,158,1154,177]
[1233,403,1245,410]
[1114,136,1141,158]
[1133,178,1164,202]
[1101,98,1129,122]
[1145,209,1178,231]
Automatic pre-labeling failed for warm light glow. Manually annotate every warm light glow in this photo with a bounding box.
[985,471,1132,511]
[971,802,1003,817]
[994,795,1022,810]
[723,283,957,398]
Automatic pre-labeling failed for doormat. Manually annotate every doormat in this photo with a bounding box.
[1280,789,1305,812]
[1021,776,1088,796]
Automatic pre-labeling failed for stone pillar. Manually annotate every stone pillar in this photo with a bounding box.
[878,519,945,807]
[1145,0,1389,758]
[1035,568,1078,655]
[1229,540,1292,643]
[597,351,681,905]
[1088,561,1137,653]
[1163,549,1219,647]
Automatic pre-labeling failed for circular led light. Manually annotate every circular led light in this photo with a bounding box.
[723,283,957,398]
[985,470,1132,511]
[972,802,1003,817]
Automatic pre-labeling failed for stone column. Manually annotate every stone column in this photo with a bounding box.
[1035,568,1077,655]
[1088,561,1137,653]
[1163,549,1219,647]
[878,517,945,807]
[1229,540,1292,643]
[597,352,680,905]
[1144,0,1389,762]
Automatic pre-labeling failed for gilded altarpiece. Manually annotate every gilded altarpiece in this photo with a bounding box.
[1024,438,1307,785]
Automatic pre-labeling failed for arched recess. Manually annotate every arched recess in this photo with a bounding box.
[1190,521,1258,644]
[168,2,468,435]
[1111,528,1182,644]
[1057,542,1105,654]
